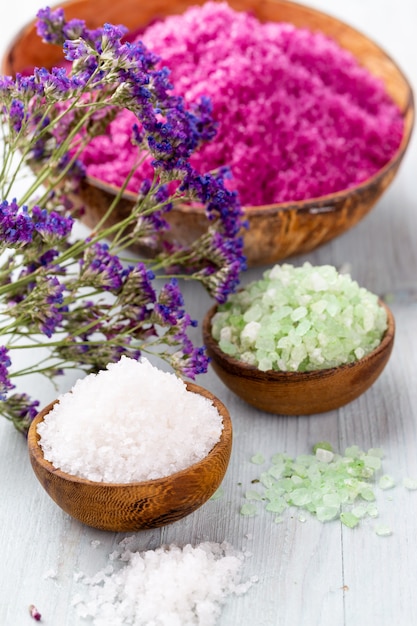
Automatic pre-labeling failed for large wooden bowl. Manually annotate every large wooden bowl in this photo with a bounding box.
[27,382,232,531]
[2,0,414,266]
[202,302,395,415]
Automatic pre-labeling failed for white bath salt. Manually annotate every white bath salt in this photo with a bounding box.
[73,540,254,626]
[37,357,224,483]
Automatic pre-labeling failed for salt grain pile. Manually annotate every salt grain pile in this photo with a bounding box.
[211,263,388,371]
[37,357,224,483]
[73,539,255,626]
[80,1,404,205]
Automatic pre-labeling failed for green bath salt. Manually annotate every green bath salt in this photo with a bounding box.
[211,263,387,372]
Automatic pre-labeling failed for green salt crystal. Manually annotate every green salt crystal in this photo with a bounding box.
[367,448,384,458]
[260,473,275,488]
[315,448,334,463]
[351,505,367,519]
[240,503,258,517]
[210,487,224,501]
[265,500,287,514]
[403,477,417,490]
[379,474,396,490]
[375,525,392,537]
[243,303,263,322]
[245,490,263,501]
[340,512,360,528]
[250,453,265,465]
[290,488,311,507]
[344,445,363,458]
[359,487,376,502]
[366,504,379,518]
[298,514,307,523]
[363,455,382,471]
[218,339,238,356]
[274,516,284,524]
[322,493,341,507]
[316,505,339,522]
[291,306,307,322]
[268,464,285,479]
[313,442,334,454]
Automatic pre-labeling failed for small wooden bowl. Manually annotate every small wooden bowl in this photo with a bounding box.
[1,0,414,266]
[27,382,232,531]
[202,302,395,415]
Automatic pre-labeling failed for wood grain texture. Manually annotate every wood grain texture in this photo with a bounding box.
[27,383,232,531]
[202,301,395,414]
[1,0,414,267]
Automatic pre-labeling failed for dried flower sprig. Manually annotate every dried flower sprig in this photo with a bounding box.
[0,8,246,434]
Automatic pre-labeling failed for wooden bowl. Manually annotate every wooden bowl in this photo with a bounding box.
[202,302,395,415]
[2,0,414,266]
[27,382,232,531]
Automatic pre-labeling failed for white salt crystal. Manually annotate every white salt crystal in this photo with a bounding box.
[37,357,224,483]
[74,540,254,626]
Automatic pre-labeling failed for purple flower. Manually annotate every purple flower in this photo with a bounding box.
[0,199,34,247]
[32,206,74,241]
[80,242,126,292]
[9,99,25,132]
[0,347,14,400]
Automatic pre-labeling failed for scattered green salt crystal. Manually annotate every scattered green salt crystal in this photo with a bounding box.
[359,487,376,502]
[289,488,311,506]
[250,453,265,465]
[245,490,263,501]
[340,512,360,528]
[403,477,417,490]
[240,503,258,516]
[274,516,284,524]
[375,525,392,537]
[351,505,367,519]
[379,474,396,490]
[266,500,287,514]
[363,455,382,471]
[313,442,334,454]
[316,506,339,522]
[210,487,224,501]
[366,504,379,518]
[241,443,400,531]
[260,473,275,488]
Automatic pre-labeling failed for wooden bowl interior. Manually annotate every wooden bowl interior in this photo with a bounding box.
[2,0,414,266]
[202,301,395,415]
[27,382,232,531]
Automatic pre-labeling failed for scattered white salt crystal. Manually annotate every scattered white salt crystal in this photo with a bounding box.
[74,540,254,626]
[42,568,58,580]
[37,357,224,483]
[90,540,101,549]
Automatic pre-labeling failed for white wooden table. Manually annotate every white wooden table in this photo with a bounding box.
[0,1,416,624]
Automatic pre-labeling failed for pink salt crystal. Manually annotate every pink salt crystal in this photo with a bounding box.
[80,2,404,206]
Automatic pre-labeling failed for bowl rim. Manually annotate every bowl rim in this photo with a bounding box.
[203,299,395,382]
[28,380,232,489]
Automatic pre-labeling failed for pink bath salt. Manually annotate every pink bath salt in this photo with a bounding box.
[79,2,404,206]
